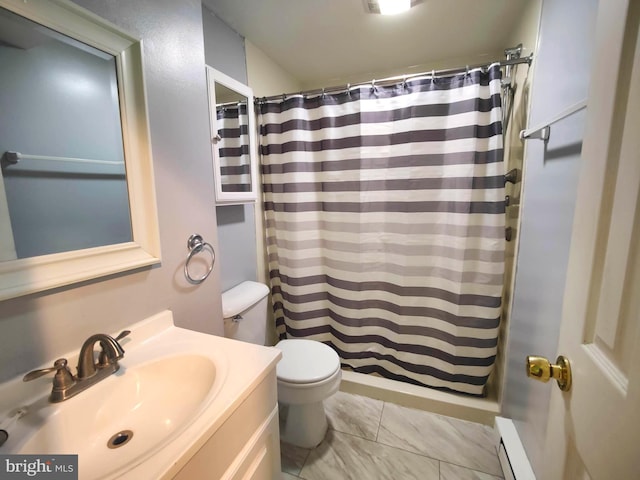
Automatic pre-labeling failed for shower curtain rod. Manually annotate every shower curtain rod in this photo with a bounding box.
[256,53,533,103]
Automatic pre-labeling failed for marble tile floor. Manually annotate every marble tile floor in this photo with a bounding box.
[281,391,503,480]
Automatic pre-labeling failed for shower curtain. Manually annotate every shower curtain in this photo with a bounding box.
[258,64,505,396]
[216,103,251,192]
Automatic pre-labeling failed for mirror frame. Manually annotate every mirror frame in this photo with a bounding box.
[205,66,259,204]
[0,0,161,301]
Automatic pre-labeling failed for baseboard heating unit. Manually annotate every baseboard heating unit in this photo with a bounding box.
[494,417,536,480]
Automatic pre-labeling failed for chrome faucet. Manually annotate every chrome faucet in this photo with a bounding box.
[23,330,130,403]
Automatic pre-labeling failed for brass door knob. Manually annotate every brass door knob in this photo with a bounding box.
[526,355,572,391]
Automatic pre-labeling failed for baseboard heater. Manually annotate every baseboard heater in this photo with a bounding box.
[494,417,537,480]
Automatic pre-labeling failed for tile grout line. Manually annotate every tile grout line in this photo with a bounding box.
[296,447,312,479]
[439,460,505,479]
[375,400,385,442]
[334,428,446,467]
[373,431,502,477]
[320,429,447,478]
[374,436,448,465]
[373,401,503,477]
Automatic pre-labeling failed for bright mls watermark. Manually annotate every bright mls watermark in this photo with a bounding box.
[0,455,77,479]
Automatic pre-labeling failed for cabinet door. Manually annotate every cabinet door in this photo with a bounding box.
[205,66,259,205]
[231,408,280,480]
[174,372,280,480]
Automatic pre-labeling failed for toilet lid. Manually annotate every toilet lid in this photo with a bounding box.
[275,339,341,384]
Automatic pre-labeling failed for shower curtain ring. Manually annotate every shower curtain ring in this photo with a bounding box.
[466,65,470,76]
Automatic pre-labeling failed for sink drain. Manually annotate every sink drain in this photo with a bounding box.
[107,430,133,449]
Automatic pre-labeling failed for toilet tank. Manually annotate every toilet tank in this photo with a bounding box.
[221,281,270,345]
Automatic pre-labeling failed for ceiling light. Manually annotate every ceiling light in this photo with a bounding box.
[363,0,422,15]
[378,0,410,15]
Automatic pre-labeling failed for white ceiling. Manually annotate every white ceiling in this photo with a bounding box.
[202,0,530,88]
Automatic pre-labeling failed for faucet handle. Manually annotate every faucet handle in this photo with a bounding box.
[23,358,75,390]
[23,358,67,381]
[114,330,131,342]
[97,332,129,367]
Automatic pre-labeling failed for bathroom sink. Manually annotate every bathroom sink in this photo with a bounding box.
[0,311,281,480]
[15,353,219,479]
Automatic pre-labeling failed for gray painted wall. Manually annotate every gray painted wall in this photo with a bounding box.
[0,38,130,257]
[0,0,224,383]
[502,0,597,473]
[202,6,258,293]
[202,6,247,84]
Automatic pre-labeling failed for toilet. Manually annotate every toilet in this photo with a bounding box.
[221,281,342,449]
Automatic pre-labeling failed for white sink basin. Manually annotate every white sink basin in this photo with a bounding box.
[17,354,218,479]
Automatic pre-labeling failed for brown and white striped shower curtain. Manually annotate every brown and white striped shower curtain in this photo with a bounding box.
[259,64,505,396]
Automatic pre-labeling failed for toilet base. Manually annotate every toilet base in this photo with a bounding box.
[279,400,328,448]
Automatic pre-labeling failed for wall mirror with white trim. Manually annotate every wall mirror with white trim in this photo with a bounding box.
[0,0,160,301]
[205,66,258,204]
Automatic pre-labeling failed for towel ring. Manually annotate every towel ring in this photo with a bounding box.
[184,233,215,285]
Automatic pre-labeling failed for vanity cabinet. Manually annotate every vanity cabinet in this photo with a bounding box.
[174,369,281,480]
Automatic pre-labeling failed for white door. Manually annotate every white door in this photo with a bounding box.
[541,1,640,478]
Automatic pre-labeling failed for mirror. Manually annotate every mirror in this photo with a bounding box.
[0,6,131,259]
[0,0,160,301]
[205,66,258,204]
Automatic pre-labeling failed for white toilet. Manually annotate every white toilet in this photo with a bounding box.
[222,281,342,449]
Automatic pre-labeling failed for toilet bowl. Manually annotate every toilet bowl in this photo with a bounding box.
[221,282,342,448]
[275,339,342,448]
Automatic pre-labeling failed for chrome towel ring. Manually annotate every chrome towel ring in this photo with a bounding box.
[184,234,215,284]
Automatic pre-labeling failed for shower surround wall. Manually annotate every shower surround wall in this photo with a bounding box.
[0,0,224,384]
[492,0,542,404]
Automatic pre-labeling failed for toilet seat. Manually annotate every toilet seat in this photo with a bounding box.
[275,339,340,384]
